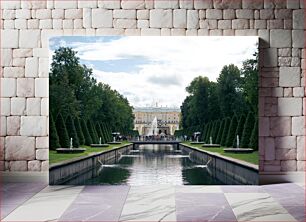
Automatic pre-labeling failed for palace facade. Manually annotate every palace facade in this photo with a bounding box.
[133,107,181,136]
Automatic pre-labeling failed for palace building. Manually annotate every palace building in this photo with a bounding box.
[133,106,181,136]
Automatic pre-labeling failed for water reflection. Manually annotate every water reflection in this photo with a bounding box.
[85,144,225,185]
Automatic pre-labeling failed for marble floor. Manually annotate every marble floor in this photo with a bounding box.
[0,182,304,222]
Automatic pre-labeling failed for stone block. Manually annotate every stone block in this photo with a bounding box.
[292,30,305,48]
[114,19,137,28]
[1,1,20,9]
[291,57,300,67]
[0,98,10,116]
[35,9,51,19]
[13,49,33,58]
[293,9,305,30]
[171,28,186,36]
[223,9,235,19]
[297,161,305,171]
[279,67,300,87]
[263,48,277,67]
[242,0,263,9]
[276,148,297,160]
[200,20,217,29]
[1,30,19,48]
[281,160,297,171]
[12,58,25,67]
[98,0,120,9]
[15,19,27,29]
[213,0,242,9]
[41,161,49,171]
[278,98,302,116]
[287,0,300,9]
[232,19,249,29]
[218,20,232,29]
[63,19,73,29]
[2,79,16,98]
[19,30,41,48]
[74,19,83,29]
[293,87,304,97]
[275,136,297,149]
[270,29,291,48]
[275,9,292,19]
[161,28,171,36]
[194,0,213,9]
[54,0,77,9]
[137,10,149,19]
[16,78,35,98]
[270,117,291,136]
[137,20,149,28]
[16,9,31,19]
[297,136,305,161]
[28,160,41,171]
[3,9,16,19]
[179,0,193,9]
[187,10,199,29]
[92,9,113,28]
[52,9,64,19]
[41,98,49,116]
[259,117,269,136]
[173,9,187,28]
[0,137,4,159]
[1,117,6,136]
[35,78,49,97]
[33,48,49,58]
[292,116,305,136]
[150,9,172,28]
[20,116,48,136]
[36,149,48,161]
[78,0,97,8]
[26,98,41,116]
[39,19,52,29]
[83,8,91,28]
[9,161,28,171]
[4,20,15,29]
[7,116,20,136]
[140,28,161,36]
[11,98,26,116]
[154,0,178,9]
[25,57,38,77]
[36,137,48,149]
[3,67,24,78]
[65,9,82,19]
[264,164,281,172]
[120,0,145,9]
[264,137,275,160]
[5,136,35,160]
[38,58,49,77]
[258,29,269,48]
[206,9,222,19]
[236,9,254,19]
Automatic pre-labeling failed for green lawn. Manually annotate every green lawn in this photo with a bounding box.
[49,141,131,165]
[182,142,258,165]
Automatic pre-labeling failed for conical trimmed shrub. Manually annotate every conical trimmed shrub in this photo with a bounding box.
[232,114,246,147]
[204,122,212,142]
[220,117,230,146]
[241,112,255,148]
[212,120,220,144]
[249,117,258,150]
[215,119,225,144]
[74,118,85,145]
[95,123,106,144]
[81,119,92,146]
[225,115,238,147]
[66,115,79,148]
[55,113,70,148]
[88,120,99,144]
[50,114,60,150]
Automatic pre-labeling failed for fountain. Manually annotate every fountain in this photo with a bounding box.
[56,137,86,153]
[190,132,204,145]
[108,132,122,144]
[202,136,221,148]
[223,134,254,153]
[147,116,158,136]
[91,136,109,148]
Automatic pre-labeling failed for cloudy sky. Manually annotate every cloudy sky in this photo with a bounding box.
[49,36,258,108]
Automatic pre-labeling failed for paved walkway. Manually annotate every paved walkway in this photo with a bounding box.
[1,182,304,221]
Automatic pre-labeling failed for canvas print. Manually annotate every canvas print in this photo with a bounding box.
[49,36,259,185]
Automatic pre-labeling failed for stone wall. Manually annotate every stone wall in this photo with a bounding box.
[0,0,305,172]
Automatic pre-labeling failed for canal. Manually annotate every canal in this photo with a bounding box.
[84,144,225,185]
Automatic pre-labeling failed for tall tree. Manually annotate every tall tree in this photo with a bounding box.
[225,115,238,147]
[74,118,85,145]
[55,113,70,148]
[81,119,92,146]
[241,112,255,148]
[50,114,60,150]
[220,117,230,146]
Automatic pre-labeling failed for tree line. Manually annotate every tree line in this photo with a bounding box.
[175,52,258,149]
[50,47,137,149]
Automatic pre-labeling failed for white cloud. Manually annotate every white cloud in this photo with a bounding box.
[50,36,258,108]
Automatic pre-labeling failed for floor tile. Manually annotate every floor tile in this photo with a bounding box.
[262,183,304,194]
[3,186,84,221]
[176,193,237,222]
[176,185,222,193]
[225,193,297,221]
[282,205,305,222]
[119,186,176,222]
[270,192,305,206]
[59,186,130,221]
[222,185,264,193]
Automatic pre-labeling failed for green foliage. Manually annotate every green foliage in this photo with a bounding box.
[220,117,230,146]
[49,114,60,150]
[232,114,246,147]
[215,119,225,144]
[49,47,134,146]
[65,115,80,148]
[95,123,106,144]
[249,117,258,150]
[212,120,220,144]
[81,119,92,146]
[87,120,99,144]
[74,118,85,145]
[241,112,255,148]
[225,115,238,147]
[55,113,70,148]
